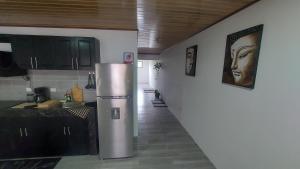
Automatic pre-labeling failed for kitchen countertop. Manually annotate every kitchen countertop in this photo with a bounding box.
[0,101,96,118]
[0,108,75,118]
[0,101,24,110]
[0,101,98,156]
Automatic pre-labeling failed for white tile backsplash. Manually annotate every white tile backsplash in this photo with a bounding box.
[0,70,96,102]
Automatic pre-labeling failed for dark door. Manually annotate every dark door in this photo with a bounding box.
[0,118,47,159]
[74,38,95,70]
[64,116,89,155]
[19,118,47,158]
[11,35,34,69]
[0,118,23,159]
[33,36,55,69]
[54,37,75,70]
[44,117,68,156]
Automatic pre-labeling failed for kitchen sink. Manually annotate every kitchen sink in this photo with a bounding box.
[85,102,97,109]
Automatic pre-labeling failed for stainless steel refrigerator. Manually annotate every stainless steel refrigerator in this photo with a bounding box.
[95,63,134,159]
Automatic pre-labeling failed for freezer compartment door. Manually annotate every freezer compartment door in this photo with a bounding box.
[95,63,133,96]
[97,97,134,159]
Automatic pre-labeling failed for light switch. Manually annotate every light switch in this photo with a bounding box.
[26,88,32,92]
[50,88,57,92]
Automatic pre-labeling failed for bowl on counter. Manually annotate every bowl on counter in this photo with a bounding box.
[85,102,97,109]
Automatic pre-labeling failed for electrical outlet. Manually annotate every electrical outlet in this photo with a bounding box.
[26,88,32,92]
[50,88,57,92]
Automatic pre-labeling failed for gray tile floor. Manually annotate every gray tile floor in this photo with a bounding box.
[55,85,216,169]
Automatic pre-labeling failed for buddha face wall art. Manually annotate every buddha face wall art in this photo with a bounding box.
[222,25,263,89]
[185,45,198,76]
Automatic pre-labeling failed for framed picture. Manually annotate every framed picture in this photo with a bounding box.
[222,24,264,89]
[123,52,134,64]
[185,45,198,76]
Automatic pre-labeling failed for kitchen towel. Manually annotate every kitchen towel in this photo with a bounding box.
[66,106,90,119]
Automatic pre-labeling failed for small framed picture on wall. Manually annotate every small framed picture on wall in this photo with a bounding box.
[185,45,198,76]
[123,52,134,64]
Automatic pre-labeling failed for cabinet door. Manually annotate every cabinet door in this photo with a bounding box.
[11,35,34,69]
[33,36,55,69]
[0,118,23,159]
[44,117,68,156]
[64,117,89,155]
[20,118,48,158]
[74,38,95,70]
[54,37,76,70]
[0,118,47,159]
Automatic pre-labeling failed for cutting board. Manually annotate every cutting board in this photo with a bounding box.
[37,100,62,109]
[11,102,37,109]
[11,100,62,109]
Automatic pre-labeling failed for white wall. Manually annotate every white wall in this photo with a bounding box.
[138,54,160,89]
[0,26,139,136]
[148,60,158,90]
[156,1,300,169]
[137,60,149,84]
[138,54,160,60]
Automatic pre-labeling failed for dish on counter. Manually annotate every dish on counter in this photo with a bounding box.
[11,100,62,109]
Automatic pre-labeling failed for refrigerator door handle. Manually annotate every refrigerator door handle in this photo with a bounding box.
[95,64,101,97]
[97,97,104,160]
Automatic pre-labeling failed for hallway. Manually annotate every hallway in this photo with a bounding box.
[56,86,215,169]
[136,85,216,169]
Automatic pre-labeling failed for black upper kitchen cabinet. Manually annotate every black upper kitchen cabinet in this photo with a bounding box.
[74,37,96,70]
[33,36,55,69]
[54,37,97,70]
[11,35,99,70]
[12,35,56,70]
[11,36,34,69]
[53,37,76,70]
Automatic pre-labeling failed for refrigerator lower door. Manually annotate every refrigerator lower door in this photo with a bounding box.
[97,97,133,159]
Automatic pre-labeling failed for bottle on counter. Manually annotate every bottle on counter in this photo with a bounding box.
[85,72,92,89]
[91,72,96,89]
[64,90,72,102]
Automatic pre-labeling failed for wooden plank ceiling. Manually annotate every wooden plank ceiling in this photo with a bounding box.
[0,0,258,54]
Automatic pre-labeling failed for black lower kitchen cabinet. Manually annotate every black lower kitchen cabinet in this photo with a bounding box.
[0,117,46,159]
[44,117,89,156]
[43,117,68,156]
[64,117,89,155]
[0,119,23,159]
[0,113,91,159]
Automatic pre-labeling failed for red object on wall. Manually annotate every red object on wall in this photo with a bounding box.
[123,52,134,64]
